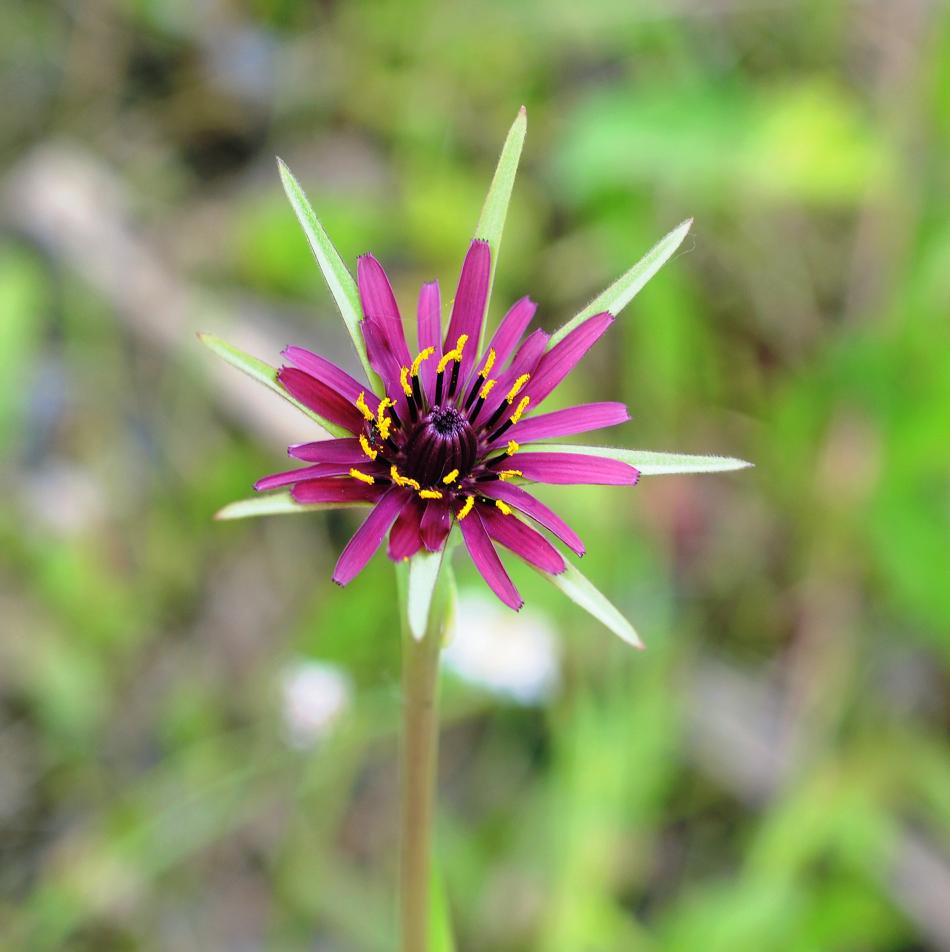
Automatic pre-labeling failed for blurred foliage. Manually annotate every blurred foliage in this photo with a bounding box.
[1,1,949,950]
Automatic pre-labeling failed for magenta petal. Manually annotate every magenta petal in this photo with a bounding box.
[388,497,424,561]
[482,296,537,368]
[361,319,411,418]
[458,509,523,610]
[357,255,411,367]
[480,506,566,575]
[278,367,364,434]
[491,402,630,448]
[475,328,549,425]
[288,438,367,463]
[507,452,639,485]
[443,240,491,380]
[256,461,377,491]
[282,347,377,410]
[476,482,585,556]
[416,281,443,397]
[420,499,452,552]
[333,487,412,586]
[291,478,383,504]
[523,312,613,408]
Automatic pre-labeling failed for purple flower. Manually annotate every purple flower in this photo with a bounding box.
[255,240,634,610]
[206,109,749,641]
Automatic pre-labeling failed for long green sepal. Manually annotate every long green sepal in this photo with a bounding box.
[473,106,527,355]
[532,444,752,476]
[549,218,693,347]
[537,562,643,649]
[403,548,450,643]
[276,159,381,391]
[198,332,350,437]
[214,493,372,521]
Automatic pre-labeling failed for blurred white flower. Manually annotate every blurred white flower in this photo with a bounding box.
[279,659,352,750]
[443,592,561,705]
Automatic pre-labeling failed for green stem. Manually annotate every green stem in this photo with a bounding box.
[398,565,449,951]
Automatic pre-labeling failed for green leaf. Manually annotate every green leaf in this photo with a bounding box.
[548,218,693,347]
[214,493,372,521]
[538,562,643,649]
[428,860,456,952]
[276,158,381,390]
[198,332,351,437]
[405,548,449,642]
[473,106,527,354]
[533,444,752,476]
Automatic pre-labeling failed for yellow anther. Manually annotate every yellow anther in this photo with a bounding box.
[356,391,375,422]
[376,397,394,441]
[506,440,520,456]
[509,395,530,424]
[399,366,412,397]
[419,489,443,500]
[390,465,421,491]
[349,468,375,485]
[457,495,475,520]
[505,374,531,404]
[497,469,522,481]
[410,347,435,377]
[358,434,378,460]
[435,334,470,374]
[442,469,459,485]
[479,378,497,400]
[376,397,393,424]
[495,499,513,516]
[478,348,496,378]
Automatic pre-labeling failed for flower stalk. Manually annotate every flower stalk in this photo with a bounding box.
[396,557,454,951]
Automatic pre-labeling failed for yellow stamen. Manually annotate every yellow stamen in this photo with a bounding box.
[497,469,522,481]
[410,347,435,377]
[419,489,443,500]
[358,434,378,460]
[505,374,530,404]
[349,468,375,485]
[478,348,496,378]
[442,469,459,485]
[435,333,469,374]
[457,495,475,520]
[399,366,412,397]
[356,391,375,422]
[479,378,497,400]
[495,499,513,516]
[506,440,520,456]
[390,465,420,491]
[509,395,530,424]
[376,398,394,441]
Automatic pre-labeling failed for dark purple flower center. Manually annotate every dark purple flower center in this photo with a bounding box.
[402,405,477,486]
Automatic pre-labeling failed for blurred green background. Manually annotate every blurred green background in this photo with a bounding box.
[2,1,949,949]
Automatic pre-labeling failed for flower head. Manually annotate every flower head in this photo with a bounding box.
[254,240,635,610]
[206,109,750,641]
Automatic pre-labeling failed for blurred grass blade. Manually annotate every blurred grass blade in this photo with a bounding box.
[214,493,372,520]
[474,106,527,353]
[428,860,456,952]
[407,549,448,642]
[537,443,753,475]
[539,562,643,648]
[277,159,381,389]
[198,332,350,437]
[549,218,693,347]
